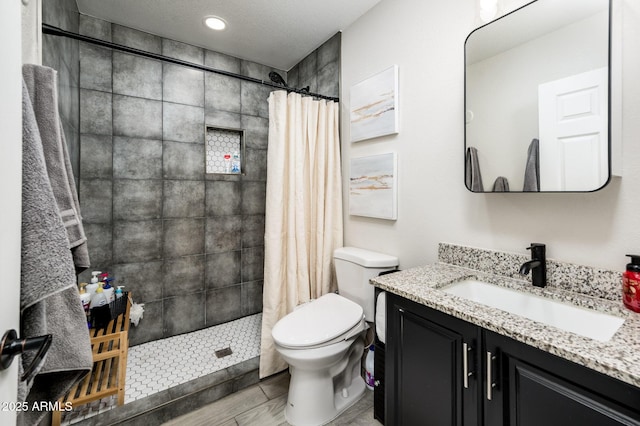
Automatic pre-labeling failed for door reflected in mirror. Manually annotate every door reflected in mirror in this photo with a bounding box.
[464,0,611,193]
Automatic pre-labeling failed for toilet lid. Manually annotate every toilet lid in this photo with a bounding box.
[272,293,364,348]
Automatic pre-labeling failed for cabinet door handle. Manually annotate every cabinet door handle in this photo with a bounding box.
[463,342,472,389]
[486,351,497,401]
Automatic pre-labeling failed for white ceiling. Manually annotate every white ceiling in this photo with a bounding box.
[75,0,382,71]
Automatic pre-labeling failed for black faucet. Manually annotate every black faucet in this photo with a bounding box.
[519,243,546,288]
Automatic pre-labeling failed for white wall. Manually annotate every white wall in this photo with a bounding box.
[341,0,640,273]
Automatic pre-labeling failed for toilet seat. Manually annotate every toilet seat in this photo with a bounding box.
[272,293,364,349]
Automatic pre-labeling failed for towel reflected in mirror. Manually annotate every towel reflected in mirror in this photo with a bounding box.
[492,176,510,192]
[465,147,484,192]
[523,138,540,191]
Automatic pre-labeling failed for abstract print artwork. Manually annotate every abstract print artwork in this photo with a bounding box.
[350,65,399,142]
[349,153,397,220]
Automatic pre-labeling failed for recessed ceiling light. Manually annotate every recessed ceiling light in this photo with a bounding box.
[204,16,227,31]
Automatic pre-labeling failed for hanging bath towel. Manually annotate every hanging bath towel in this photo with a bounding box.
[19,70,93,426]
[22,64,90,271]
[465,146,484,191]
[523,138,540,192]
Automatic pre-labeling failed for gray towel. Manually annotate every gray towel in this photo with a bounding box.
[19,78,93,426]
[492,176,510,192]
[523,138,540,192]
[22,64,90,271]
[465,147,484,192]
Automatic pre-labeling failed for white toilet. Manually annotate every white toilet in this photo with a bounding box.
[272,247,398,426]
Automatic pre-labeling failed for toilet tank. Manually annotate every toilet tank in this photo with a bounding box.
[334,247,398,321]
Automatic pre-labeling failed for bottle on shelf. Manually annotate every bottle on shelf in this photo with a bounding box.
[103,280,115,303]
[78,284,92,328]
[115,286,125,299]
[89,283,108,309]
[86,271,101,295]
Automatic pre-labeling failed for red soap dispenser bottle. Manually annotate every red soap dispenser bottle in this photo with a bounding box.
[623,254,640,312]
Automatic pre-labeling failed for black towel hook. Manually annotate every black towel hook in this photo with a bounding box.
[0,329,53,381]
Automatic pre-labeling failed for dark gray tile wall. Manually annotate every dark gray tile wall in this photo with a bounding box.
[42,0,80,183]
[77,17,340,347]
[77,16,277,346]
[288,32,341,99]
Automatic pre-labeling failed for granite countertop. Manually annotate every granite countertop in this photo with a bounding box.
[371,262,640,389]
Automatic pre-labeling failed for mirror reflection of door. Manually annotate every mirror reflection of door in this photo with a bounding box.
[464,0,611,193]
[538,68,608,191]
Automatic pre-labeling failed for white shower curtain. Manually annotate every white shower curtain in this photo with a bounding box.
[259,90,343,378]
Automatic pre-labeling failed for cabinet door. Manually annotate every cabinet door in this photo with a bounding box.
[484,331,640,426]
[386,294,480,426]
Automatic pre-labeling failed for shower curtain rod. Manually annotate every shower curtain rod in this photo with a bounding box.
[42,24,340,102]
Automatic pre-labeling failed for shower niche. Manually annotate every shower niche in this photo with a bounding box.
[205,126,245,174]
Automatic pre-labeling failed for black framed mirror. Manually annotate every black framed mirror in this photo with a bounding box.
[464,0,611,193]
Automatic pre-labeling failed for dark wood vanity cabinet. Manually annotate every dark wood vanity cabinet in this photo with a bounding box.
[386,293,640,426]
[386,294,481,426]
[484,331,640,426]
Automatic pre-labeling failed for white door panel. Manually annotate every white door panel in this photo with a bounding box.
[559,133,602,190]
[538,67,608,191]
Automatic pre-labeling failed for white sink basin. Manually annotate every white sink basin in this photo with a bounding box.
[442,279,625,342]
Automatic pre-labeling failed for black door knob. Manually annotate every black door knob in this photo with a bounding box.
[1,329,52,381]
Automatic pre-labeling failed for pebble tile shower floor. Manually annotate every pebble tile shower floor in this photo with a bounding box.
[61,313,262,425]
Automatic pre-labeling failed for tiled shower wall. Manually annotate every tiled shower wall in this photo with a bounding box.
[76,14,341,346]
[41,0,80,180]
[288,32,341,99]
[77,16,276,346]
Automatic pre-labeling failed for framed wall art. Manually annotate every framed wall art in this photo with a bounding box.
[349,152,397,220]
[350,65,399,142]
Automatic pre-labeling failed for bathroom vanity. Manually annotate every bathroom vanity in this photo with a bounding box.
[385,294,639,425]
[371,245,640,425]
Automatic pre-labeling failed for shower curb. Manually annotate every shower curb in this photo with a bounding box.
[66,356,260,426]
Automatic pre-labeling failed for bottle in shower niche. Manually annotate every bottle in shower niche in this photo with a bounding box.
[231,151,241,173]
[224,153,232,173]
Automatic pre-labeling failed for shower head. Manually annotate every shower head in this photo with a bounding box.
[269,71,288,87]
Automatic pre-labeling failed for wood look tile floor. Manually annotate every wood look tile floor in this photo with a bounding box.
[161,372,383,426]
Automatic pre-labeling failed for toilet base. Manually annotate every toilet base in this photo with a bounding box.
[281,337,366,426]
[284,374,365,426]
